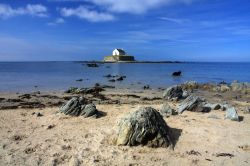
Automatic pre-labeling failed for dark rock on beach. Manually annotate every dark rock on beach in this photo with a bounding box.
[60,97,99,118]
[59,97,85,116]
[116,107,172,148]
[80,103,98,118]
[204,103,221,110]
[178,95,209,114]
[163,85,184,101]
[160,103,177,117]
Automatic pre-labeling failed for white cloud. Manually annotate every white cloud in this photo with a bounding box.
[55,0,194,14]
[51,0,196,14]
[47,17,65,25]
[158,17,189,24]
[0,4,48,19]
[60,6,115,22]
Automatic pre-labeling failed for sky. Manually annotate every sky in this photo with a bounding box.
[0,0,249,62]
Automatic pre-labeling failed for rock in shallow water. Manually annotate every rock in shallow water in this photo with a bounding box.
[116,107,172,148]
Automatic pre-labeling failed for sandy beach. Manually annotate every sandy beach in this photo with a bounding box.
[0,83,250,166]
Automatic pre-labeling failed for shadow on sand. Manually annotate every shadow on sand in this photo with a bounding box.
[169,127,182,149]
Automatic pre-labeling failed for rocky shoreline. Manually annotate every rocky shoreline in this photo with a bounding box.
[1,80,249,111]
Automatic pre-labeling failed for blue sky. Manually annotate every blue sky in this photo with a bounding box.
[0,0,249,62]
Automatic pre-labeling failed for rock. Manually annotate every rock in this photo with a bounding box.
[47,124,55,129]
[19,94,31,99]
[104,74,112,78]
[225,106,239,121]
[196,106,212,113]
[182,90,189,98]
[220,85,231,92]
[178,95,208,113]
[219,81,227,85]
[69,156,79,166]
[243,107,250,114]
[143,85,150,90]
[163,85,183,100]
[101,85,115,89]
[64,87,79,93]
[76,79,83,82]
[59,97,84,116]
[116,76,124,81]
[80,103,98,118]
[109,79,116,82]
[36,112,43,117]
[95,83,100,87]
[87,63,98,67]
[182,81,198,90]
[231,82,250,91]
[160,103,177,117]
[65,86,104,95]
[116,107,172,148]
[172,71,181,76]
[204,103,221,110]
[60,97,99,118]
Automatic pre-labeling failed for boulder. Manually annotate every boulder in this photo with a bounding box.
[80,103,98,118]
[224,105,239,121]
[116,107,172,148]
[60,97,99,118]
[60,97,84,116]
[160,103,177,117]
[178,95,209,113]
[163,85,183,100]
[204,103,221,110]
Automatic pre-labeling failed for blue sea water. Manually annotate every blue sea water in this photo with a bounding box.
[0,62,249,92]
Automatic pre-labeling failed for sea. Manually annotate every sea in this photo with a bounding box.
[0,62,249,92]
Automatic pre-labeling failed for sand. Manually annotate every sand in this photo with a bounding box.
[0,101,250,166]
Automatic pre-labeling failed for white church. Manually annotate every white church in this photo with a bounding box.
[104,48,135,62]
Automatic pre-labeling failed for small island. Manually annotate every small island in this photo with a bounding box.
[104,48,135,62]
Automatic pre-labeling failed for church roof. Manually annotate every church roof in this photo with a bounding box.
[115,48,125,54]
